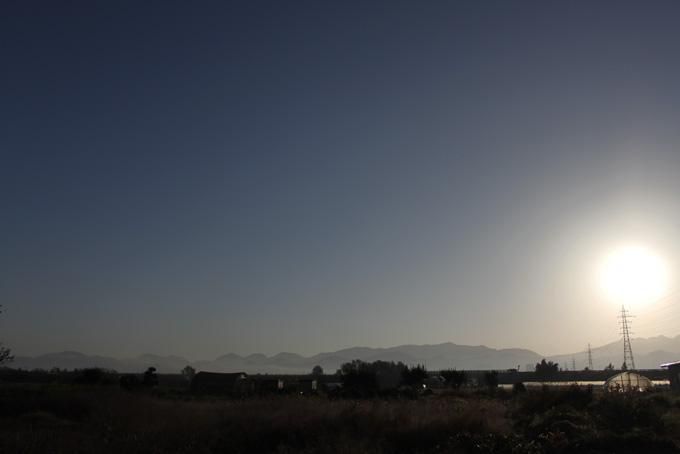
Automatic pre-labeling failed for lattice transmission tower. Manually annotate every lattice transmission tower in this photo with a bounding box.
[618,305,636,370]
[587,343,593,370]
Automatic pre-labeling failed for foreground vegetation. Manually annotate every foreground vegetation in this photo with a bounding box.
[3,382,680,453]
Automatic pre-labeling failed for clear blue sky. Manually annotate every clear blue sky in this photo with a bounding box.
[3,1,680,359]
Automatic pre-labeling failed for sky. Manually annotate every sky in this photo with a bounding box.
[3,1,680,360]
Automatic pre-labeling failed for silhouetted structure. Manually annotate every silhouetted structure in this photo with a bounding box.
[256,377,285,394]
[440,369,467,388]
[619,305,636,370]
[191,371,253,395]
[423,375,446,389]
[661,361,680,392]
[298,378,318,394]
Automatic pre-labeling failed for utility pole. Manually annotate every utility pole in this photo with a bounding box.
[587,343,593,370]
[618,305,636,370]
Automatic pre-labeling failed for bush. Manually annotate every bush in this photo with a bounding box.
[512,382,526,394]
[440,369,467,389]
[593,393,669,434]
[119,374,140,391]
[484,371,499,392]
[74,368,104,385]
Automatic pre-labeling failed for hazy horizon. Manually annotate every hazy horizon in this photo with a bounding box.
[4,1,680,360]
[12,333,680,377]
[12,334,676,362]
[7,325,680,362]
[7,338,615,360]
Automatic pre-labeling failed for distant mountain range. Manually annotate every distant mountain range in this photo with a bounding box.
[10,336,680,374]
[548,335,680,371]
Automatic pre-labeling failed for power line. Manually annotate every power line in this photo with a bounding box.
[633,303,680,330]
[634,288,680,316]
[634,312,680,330]
[620,289,680,330]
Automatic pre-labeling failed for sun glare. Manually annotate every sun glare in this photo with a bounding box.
[599,245,670,307]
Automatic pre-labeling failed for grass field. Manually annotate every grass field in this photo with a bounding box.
[2,383,680,453]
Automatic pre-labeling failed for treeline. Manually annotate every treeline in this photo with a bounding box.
[0,366,176,388]
[0,367,119,384]
[336,360,500,397]
[337,360,426,396]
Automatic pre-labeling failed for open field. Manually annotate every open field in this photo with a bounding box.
[3,383,680,453]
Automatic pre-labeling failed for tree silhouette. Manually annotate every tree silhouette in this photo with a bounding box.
[535,359,559,378]
[143,367,158,386]
[312,365,324,376]
[483,371,499,391]
[340,360,379,395]
[0,306,12,365]
[339,360,409,395]
[181,365,196,381]
[402,364,428,387]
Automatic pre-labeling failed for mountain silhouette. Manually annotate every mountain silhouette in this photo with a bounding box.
[10,336,680,374]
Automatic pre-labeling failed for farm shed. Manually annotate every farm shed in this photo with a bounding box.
[298,379,318,394]
[661,361,680,391]
[256,378,285,394]
[191,371,253,395]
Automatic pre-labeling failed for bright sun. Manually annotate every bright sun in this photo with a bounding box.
[599,245,670,307]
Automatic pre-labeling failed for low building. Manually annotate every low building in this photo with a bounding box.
[256,378,285,394]
[191,371,253,395]
[424,375,446,389]
[298,378,318,394]
[661,361,680,391]
[324,382,343,392]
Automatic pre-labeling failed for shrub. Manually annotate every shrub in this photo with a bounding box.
[440,369,467,389]
[512,382,527,394]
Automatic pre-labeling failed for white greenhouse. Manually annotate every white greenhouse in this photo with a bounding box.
[604,372,653,392]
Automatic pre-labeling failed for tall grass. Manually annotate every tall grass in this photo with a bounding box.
[0,385,507,453]
[2,384,680,453]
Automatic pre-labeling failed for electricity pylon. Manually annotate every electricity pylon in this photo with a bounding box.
[587,343,593,370]
[618,305,636,370]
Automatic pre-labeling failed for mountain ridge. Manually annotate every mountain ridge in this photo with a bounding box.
[10,336,680,374]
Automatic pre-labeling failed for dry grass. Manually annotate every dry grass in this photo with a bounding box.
[0,385,508,453]
[2,384,680,453]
